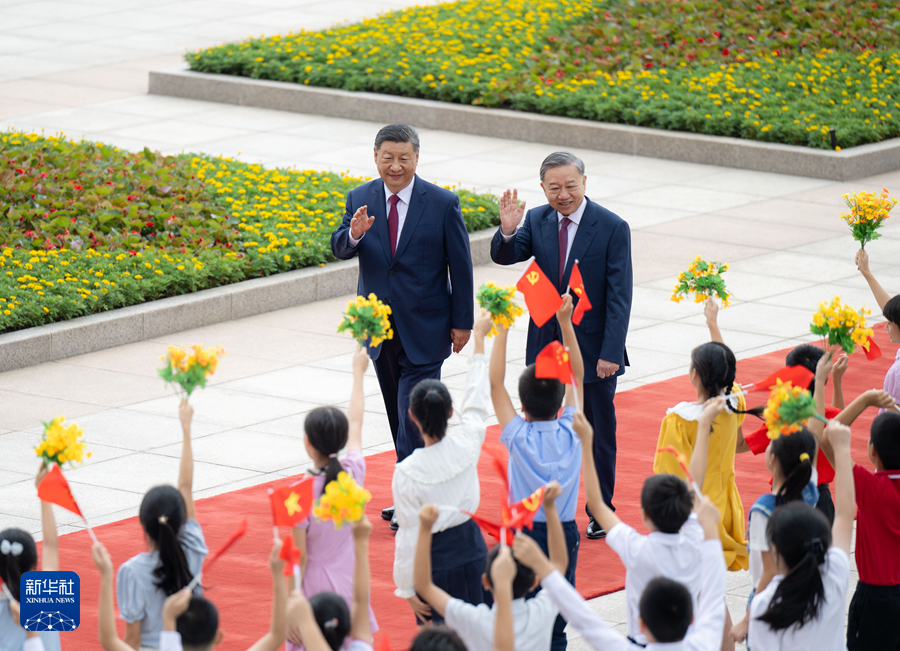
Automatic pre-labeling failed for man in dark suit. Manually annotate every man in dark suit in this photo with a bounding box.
[491,151,632,540]
[331,124,474,529]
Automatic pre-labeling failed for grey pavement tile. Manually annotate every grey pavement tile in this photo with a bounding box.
[0,431,133,473]
[105,118,253,147]
[755,282,882,312]
[683,168,832,198]
[622,346,690,380]
[599,200,700,230]
[613,183,762,213]
[219,365,383,405]
[0,391,109,432]
[626,321,782,355]
[644,212,835,250]
[680,302,815,340]
[0,468,31,486]
[150,428,312,473]
[728,250,861,284]
[643,269,817,304]
[0,514,42,537]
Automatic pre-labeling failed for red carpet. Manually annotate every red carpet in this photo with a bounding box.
[45,329,895,651]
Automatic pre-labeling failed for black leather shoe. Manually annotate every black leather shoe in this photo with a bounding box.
[381,506,395,521]
[586,517,606,540]
[390,513,399,531]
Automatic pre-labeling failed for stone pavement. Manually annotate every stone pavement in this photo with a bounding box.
[3,0,900,645]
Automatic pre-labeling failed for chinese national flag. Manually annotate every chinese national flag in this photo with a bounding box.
[463,511,514,546]
[535,341,574,385]
[568,261,592,326]
[746,365,814,393]
[504,486,545,530]
[37,464,82,517]
[279,532,302,576]
[864,336,882,361]
[517,259,563,328]
[269,477,315,527]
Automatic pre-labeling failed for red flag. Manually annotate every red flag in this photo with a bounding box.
[269,477,315,527]
[746,365,814,393]
[535,341,574,385]
[483,444,510,497]
[279,532,302,576]
[37,464,82,517]
[517,259,563,328]
[505,485,545,530]
[463,511,514,546]
[864,336,882,361]
[204,519,247,571]
[568,261,592,326]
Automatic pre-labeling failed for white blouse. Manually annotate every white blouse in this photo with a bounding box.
[392,353,490,598]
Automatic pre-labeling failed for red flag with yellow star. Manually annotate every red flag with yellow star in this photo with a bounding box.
[37,464,82,517]
[516,259,563,328]
[269,477,314,527]
[535,341,574,385]
[504,486,546,530]
[568,261,592,326]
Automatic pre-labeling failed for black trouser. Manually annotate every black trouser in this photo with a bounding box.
[583,376,618,514]
[848,581,900,651]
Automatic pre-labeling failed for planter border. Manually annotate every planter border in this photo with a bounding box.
[148,65,900,182]
[0,230,495,373]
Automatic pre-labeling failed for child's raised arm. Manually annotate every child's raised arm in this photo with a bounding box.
[92,544,135,651]
[573,412,620,532]
[691,498,727,646]
[347,347,369,453]
[688,396,726,496]
[36,464,58,572]
[489,316,517,430]
[705,298,724,344]
[557,295,584,410]
[177,399,196,521]
[831,354,848,410]
[349,516,373,645]
[490,546,516,651]
[246,542,288,651]
[542,480,569,576]
[856,249,893,311]
[826,421,855,554]
[411,505,444,619]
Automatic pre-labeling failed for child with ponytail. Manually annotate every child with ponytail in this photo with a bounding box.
[747,419,855,648]
[856,248,900,410]
[287,346,377,650]
[117,400,208,650]
[0,465,62,651]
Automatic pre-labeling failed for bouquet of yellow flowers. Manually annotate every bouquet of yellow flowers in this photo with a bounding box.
[337,293,393,347]
[840,187,897,249]
[810,295,874,355]
[763,380,821,440]
[313,471,372,529]
[671,256,732,307]
[158,344,225,396]
[35,416,90,467]
[476,282,524,336]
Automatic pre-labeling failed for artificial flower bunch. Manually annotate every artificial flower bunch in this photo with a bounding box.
[476,282,525,336]
[763,380,818,439]
[158,344,225,396]
[810,295,874,355]
[313,471,372,529]
[35,416,90,467]
[840,188,897,249]
[671,256,732,307]
[337,293,393,347]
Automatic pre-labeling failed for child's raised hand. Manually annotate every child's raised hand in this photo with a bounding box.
[34,463,48,489]
[856,248,871,275]
[704,297,719,325]
[352,514,372,541]
[865,389,897,411]
[286,591,308,646]
[178,398,193,430]
[269,539,285,577]
[832,353,848,382]
[162,587,192,625]
[490,546,517,587]
[91,543,114,577]
[700,395,726,421]
[474,310,494,340]
[815,344,840,383]
[572,411,593,445]
[825,421,852,452]
[696,496,720,539]
[556,294,574,325]
[352,346,370,375]
[543,481,562,507]
[419,504,439,528]
[511,532,546,571]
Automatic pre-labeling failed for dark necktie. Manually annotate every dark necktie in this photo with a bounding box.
[558,216,572,290]
[388,194,400,257]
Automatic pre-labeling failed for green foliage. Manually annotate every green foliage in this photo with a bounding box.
[776,391,817,428]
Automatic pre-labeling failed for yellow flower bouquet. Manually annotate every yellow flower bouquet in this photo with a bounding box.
[337,293,393,347]
[476,282,524,336]
[763,380,823,440]
[35,416,90,467]
[810,295,874,355]
[158,344,225,396]
[671,256,732,307]
[313,471,372,529]
[840,188,897,249]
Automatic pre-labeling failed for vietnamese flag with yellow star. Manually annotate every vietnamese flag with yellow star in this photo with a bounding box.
[269,477,315,527]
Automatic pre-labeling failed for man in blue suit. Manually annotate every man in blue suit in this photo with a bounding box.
[491,152,633,540]
[331,124,474,528]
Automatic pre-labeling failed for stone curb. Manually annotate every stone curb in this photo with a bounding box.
[0,230,496,373]
[148,65,900,182]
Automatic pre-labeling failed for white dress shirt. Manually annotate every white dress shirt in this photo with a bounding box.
[540,539,727,651]
[348,178,415,247]
[391,354,490,598]
[444,590,558,651]
[501,197,587,268]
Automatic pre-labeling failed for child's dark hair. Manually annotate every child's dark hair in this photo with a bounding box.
[304,407,349,486]
[639,577,693,643]
[0,529,37,601]
[691,342,763,418]
[139,485,194,596]
[518,364,565,420]
[770,428,817,505]
[757,502,831,631]
[883,294,900,327]
[785,344,823,393]
[410,627,467,651]
[484,544,536,599]
[176,596,219,651]
[641,474,693,534]
[409,379,452,441]
[309,591,351,651]
[871,411,900,470]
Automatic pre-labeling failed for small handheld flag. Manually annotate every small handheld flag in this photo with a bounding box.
[516,259,563,328]
[279,533,302,590]
[864,336,882,361]
[535,342,574,385]
[37,464,100,544]
[185,519,248,592]
[568,261,592,326]
[657,446,702,496]
[269,478,315,528]
[505,486,545,531]
[463,511,515,546]
[743,365,814,393]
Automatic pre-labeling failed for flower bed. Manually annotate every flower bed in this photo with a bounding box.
[0,132,499,334]
[188,0,900,150]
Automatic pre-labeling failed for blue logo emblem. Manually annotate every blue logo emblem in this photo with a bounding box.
[19,571,80,632]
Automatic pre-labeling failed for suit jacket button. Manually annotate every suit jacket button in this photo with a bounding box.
[389,269,395,275]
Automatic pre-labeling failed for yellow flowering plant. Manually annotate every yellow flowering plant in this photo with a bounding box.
[476,282,524,337]
[313,471,372,529]
[763,380,824,440]
[337,293,393,347]
[810,295,874,355]
[35,416,90,467]
[671,256,732,307]
[840,187,897,249]
[158,344,225,396]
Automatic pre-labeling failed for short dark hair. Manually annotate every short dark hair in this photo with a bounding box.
[785,344,824,392]
[518,364,565,420]
[641,474,693,534]
[375,124,420,152]
[639,577,693,643]
[539,151,585,182]
[871,412,900,470]
[177,596,219,651]
[884,294,900,326]
[484,544,536,599]
[410,627,467,651]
